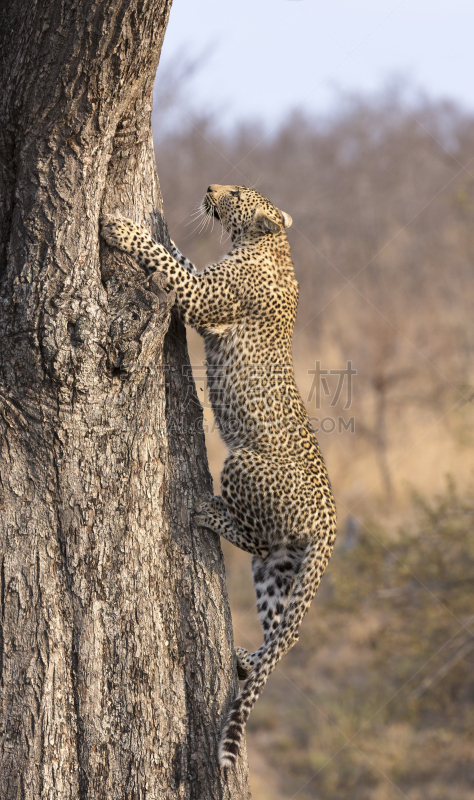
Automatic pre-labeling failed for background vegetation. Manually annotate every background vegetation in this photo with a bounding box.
[154,73,474,799]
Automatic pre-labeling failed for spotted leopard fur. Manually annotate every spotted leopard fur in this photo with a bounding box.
[100,185,337,770]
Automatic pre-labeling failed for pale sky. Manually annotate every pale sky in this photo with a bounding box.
[156,0,474,127]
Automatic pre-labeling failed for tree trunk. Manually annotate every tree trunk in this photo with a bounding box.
[0,1,250,798]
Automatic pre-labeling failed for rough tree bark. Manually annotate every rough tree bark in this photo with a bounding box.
[0,1,250,798]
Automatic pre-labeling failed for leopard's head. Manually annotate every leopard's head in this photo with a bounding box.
[203,185,292,240]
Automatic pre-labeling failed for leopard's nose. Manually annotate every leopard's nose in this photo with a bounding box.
[207,186,214,194]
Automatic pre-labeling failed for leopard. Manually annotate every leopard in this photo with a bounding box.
[100,184,337,771]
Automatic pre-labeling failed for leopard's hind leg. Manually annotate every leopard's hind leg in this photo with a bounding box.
[194,495,268,557]
[235,544,306,678]
[219,533,335,770]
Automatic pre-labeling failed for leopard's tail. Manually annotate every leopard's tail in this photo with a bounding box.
[218,532,335,770]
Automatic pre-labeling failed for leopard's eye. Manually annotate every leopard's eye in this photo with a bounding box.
[230,190,240,197]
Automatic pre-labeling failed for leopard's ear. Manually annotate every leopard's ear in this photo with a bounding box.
[253,207,281,234]
[279,210,292,228]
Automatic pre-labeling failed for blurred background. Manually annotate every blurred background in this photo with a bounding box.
[153,2,474,797]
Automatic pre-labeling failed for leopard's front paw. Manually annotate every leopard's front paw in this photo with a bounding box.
[100,215,137,252]
[193,498,215,528]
